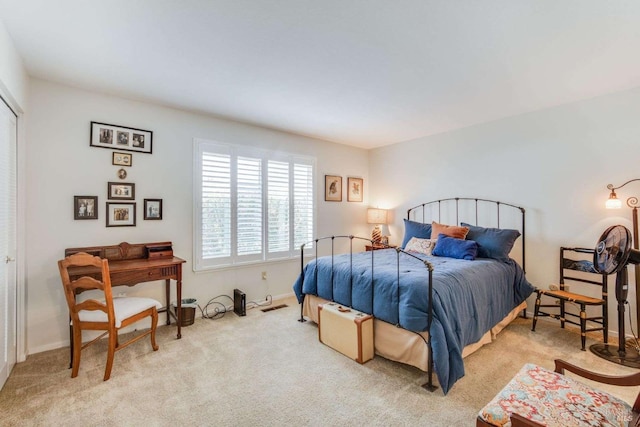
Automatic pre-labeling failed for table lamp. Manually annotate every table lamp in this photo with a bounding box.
[367,208,388,243]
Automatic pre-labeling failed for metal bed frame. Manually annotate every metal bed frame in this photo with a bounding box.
[297,197,526,392]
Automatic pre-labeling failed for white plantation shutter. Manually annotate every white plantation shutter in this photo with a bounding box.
[194,140,315,270]
[294,163,314,251]
[236,156,262,259]
[200,151,231,264]
[267,160,290,256]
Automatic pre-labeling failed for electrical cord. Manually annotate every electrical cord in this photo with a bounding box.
[246,294,273,309]
[198,294,234,320]
[625,301,640,352]
[197,294,274,320]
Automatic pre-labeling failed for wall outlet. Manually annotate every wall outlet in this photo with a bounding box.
[261,271,267,280]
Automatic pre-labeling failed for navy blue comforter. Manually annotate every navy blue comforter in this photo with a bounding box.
[293,248,534,394]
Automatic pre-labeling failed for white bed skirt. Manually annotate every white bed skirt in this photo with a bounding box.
[303,294,527,372]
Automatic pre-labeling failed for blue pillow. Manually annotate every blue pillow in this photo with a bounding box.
[461,222,520,263]
[401,219,432,248]
[432,234,478,260]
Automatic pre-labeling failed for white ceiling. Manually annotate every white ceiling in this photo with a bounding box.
[1,1,640,149]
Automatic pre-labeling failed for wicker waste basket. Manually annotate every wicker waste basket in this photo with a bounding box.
[171,298,197,326]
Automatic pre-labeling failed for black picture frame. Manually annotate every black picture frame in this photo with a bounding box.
[107,182,135,200]
[91,121,152,154]
[74,196,98,220]
[144,199,163,220]
[106,202,136,227]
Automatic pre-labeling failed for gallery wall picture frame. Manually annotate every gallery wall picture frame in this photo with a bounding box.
[112,151,132,167]
[106,202,136,227]
[108,182,135,200]
[347,177,363,202]
[325,175,342,202]
[91,121,153,154]
[144,199,163,220]
[74,196,98,220]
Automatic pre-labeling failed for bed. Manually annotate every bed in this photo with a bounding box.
[293,198,535,394]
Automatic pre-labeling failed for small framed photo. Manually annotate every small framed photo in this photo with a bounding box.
[347,177,363,202]
[144,199,163,220]
[106,202,136,227]
[91,121,152,154]
[108,182,135,200]
[325,175,342,202]
[74,196,98,220]
[112,151,132,167]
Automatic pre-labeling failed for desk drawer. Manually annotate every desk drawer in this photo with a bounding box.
[111,267,174,285]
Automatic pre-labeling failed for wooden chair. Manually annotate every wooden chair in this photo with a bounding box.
[477,359,640,426]
[532,247,608,350]
[58,252,161,380]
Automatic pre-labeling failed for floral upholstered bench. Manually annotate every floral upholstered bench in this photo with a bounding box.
[477,361,640,427]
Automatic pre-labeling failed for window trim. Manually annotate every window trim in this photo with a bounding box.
[193,138,316,272]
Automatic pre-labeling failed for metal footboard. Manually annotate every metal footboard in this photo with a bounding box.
[297,235,437,391]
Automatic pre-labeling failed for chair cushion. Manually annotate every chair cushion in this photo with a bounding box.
[78,297,162,328]
[478,363,632,427]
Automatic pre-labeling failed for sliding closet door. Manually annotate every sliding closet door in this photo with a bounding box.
[0,98,17,390]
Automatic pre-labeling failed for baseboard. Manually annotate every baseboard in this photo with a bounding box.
[271,292,295,302]
[533,316,630,342]
[29,340,69,356]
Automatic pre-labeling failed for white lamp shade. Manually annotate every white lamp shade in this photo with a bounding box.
[380,224,390,236]
[367,208,387,224]
[605,197,622,209]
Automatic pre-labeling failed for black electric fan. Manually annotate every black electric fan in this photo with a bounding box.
[590,225,640,367]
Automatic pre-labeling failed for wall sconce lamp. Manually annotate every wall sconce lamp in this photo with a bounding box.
[367,208,388,243]
[605,186,623,209]
[605,179,640,242]
[605,180,640,210]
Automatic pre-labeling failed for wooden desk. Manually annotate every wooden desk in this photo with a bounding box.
[65,242,187,338]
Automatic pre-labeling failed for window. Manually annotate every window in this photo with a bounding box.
[194,140,315,270]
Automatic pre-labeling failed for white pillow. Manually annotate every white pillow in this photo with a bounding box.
[404,237,436,256]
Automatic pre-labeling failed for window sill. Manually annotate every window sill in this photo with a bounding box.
[193,254,315,273]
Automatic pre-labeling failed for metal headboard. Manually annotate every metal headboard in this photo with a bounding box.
[407,197,526,273]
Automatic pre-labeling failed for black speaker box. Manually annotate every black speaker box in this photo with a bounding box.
[234,289,246,316]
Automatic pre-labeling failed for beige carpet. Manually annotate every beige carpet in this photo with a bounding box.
[1,296,638,426]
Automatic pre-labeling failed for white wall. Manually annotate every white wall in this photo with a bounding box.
[369,86,640,338]
[26,79,370,354]
[0,20,28,110]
